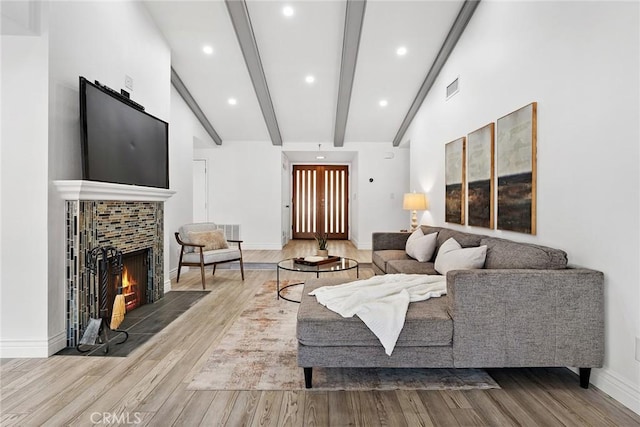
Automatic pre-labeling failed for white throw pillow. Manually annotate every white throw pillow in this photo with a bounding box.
[405,229,438,262]
[434,237,487,275]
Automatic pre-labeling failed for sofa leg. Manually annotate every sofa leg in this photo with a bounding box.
[304,367,313,389]
[579,368,591,389]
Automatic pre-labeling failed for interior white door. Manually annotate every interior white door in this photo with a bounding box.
[193,159,207,223]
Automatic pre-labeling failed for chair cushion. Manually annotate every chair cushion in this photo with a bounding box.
[187,230,229,251]
[179,223,219,253]
[182,248,241,264]
[298,279,453,347]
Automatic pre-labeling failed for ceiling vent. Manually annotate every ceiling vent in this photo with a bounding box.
[446,77,460,100]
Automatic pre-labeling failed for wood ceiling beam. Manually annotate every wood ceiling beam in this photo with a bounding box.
[226,0,282,146]
[171,68,222,146]
[392,0,480,147]
[334,0,367,147]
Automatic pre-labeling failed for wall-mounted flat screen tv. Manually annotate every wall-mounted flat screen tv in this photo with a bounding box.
[79,76,169,189]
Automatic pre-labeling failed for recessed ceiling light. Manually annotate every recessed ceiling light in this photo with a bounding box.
[305,75,315,84]
[396,46,407,56]
[282,6,294,17]
[227,98,237,106]
[379,99,388,107]
[202,45,214,55]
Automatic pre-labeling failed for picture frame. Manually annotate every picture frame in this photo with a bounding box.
[445,137,466,225]
[496,102,537,234]
[467,123,495,229]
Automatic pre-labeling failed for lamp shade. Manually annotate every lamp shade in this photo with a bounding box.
[403,193,428,210]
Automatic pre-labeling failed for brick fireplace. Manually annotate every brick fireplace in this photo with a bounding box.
[55,181,174,347]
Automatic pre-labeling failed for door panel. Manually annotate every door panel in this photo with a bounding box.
[292,165,348,239]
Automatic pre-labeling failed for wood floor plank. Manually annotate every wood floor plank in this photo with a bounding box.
[372,390,408,426]
[463,390,519,427]
[350,391,382,427]
[171,390,216,426]
[250,390,284,427]
[328,390,357,426]
[225,390,261,426]
[278,390,305,427]
[418,391,458,426]
[142,382,194,426]
[395,390,435,427]
[303,391,329,427]
[199,390,239,425]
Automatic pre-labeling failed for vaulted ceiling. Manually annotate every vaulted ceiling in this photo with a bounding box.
[143,0,478,147]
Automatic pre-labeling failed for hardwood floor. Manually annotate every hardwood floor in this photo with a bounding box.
[1,240,638,426]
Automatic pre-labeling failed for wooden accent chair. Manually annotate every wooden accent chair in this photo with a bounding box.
[175,223,244,289]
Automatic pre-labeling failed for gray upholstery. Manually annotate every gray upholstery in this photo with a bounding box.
[387,260,438,275]
[448,269,604,368]
[481,237,567,269]
[372,250,410,273]
[298,226,605,388]
[299,280,452,348]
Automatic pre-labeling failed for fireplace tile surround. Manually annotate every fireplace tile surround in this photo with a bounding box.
[55,180,174,347]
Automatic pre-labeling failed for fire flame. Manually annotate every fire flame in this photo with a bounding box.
[122,266,137,290]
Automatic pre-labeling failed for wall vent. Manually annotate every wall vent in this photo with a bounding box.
[215,224,240,241]
[446,77,460,99]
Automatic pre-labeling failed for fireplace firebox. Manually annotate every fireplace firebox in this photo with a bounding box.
[106,248,149,319]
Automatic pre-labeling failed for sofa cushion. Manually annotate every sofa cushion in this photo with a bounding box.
[434,238,487,275]
[481,237,568,269]
[405,229,438,262]
[372,250,410,273]
[387,260,438,275]
[298,279,453,347]
[435,229,484,258]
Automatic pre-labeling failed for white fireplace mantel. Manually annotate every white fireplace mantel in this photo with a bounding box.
[54,180,175,201]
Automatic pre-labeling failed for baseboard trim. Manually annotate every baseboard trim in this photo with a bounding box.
[241,243,284,250]
[0,338,51,358]
[590,367,640,415]
[48,330,67,355]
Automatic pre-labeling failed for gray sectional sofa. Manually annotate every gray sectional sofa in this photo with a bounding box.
[297,225,604,389]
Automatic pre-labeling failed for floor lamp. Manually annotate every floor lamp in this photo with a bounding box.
[403,193,428,232]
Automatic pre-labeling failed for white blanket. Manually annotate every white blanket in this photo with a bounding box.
[308,274,447,356]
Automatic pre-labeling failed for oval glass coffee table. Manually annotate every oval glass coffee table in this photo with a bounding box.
[276,257,359,303]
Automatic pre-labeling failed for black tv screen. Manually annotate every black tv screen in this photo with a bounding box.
[80,76,169,189]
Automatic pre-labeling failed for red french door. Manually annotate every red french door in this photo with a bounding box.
[292,165,349,240]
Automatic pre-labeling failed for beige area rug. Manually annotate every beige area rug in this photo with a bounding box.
[188,281,500,391]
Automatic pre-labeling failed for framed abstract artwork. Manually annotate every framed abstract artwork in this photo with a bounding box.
[467,123,495,229]
[445,137,466,224]
[496,102,537,234]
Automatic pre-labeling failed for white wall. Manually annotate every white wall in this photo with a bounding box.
[166,86,215,279]
[0,10,50,357]
[349,143,410,249]
[0,0,174,358]
[194,142,283,249]
[404,1,639,413]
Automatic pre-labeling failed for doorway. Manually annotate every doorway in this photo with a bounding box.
[292,165,349,240]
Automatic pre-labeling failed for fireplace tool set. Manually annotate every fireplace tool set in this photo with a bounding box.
[77,246,129,353]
